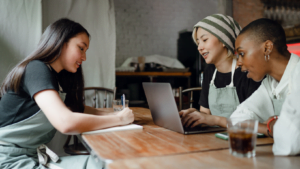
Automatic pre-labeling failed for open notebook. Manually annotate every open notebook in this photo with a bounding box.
[82,124,143,135]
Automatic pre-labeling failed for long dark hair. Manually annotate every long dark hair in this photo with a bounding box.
[0,18,90,112]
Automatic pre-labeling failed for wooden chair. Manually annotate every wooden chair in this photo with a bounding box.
[179,87,202,111]
[83,87,116,108]
[63,87,116,155]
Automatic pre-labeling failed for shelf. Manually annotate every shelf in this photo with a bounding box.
[286,36,300,43]
[116,72,191,77]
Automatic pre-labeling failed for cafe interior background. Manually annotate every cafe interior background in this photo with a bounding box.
[2,0,300,112]
[1,0,300,156]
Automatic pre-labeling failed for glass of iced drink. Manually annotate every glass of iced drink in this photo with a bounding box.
[227,119,258,158]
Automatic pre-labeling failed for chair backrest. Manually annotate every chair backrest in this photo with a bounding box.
[179,87,202,111]
[84,87,116,108]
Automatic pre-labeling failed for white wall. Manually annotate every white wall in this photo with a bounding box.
[42,0,116,90]
[0,0,42,84]
[114,0,218,67]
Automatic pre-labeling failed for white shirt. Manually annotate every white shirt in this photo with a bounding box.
[273,54,300,155]
[273,89,300,155]
[230,53,300,156]
[230,53,300,123]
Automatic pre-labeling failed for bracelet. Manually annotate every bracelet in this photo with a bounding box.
[267,116,278,133]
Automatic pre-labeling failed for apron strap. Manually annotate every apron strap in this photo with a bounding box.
[37,144,63,169]
[210,58,237,87]
[210,69,218,85]
[227,58,237,87]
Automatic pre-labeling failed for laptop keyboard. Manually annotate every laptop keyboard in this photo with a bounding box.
[184,124,220,132]
[184,125,204,132]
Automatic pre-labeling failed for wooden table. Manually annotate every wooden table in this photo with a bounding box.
[108,145,300,169]
[81,107,274,167]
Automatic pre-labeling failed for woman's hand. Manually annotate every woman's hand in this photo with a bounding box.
[179,108,197,118]
[181,111,218,128]
[180,108,227,128]
[116,107,134,125]
[180,108,211,128]
[182,111,205,128]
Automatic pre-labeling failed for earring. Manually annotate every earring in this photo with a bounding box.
[265,55,270,61]
[222,44,225,47]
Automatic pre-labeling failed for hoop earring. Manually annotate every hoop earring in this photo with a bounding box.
[265,55,270,61]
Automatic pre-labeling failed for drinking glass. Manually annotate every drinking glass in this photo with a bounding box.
[227,119,259,158]
[112,100,129,111]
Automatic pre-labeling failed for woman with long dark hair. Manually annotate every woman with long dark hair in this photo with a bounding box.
[0,18,133,168]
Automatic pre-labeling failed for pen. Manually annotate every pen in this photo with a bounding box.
[122,94,125,109]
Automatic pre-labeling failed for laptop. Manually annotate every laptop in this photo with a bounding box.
[142,82,227,134]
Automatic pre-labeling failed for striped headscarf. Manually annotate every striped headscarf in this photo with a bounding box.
[192,14,242,53]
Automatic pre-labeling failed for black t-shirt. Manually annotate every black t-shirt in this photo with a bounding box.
[0,60,59,127]
[199,64,262,109]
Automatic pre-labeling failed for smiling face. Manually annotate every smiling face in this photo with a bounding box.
[196,27,227,64]
[235,33,268,82]
[59,32,90,73]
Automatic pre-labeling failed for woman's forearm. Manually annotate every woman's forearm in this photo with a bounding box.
[60,111,123,134]
[35,89,133,135]
[200,106,211,115]
[212,116,227,127]
[258,123,268,135]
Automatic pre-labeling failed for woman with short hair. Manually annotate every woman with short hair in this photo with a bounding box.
[233,18,300,155]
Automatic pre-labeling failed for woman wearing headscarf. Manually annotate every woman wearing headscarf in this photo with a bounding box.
[180,14,261,128]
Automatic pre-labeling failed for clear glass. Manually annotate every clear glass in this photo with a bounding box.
[112,100,129,111]
[227,119,258,158]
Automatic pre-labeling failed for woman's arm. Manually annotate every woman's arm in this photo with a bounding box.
[200,106,211,115]
[34,89,134,134]
[230,82,273,123]
[181,111,227,128]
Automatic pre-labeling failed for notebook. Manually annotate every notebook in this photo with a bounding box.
[142,82,226,134]
[82,124,143,135]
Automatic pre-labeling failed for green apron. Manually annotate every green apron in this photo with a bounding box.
[0,87,103,168]
[208,58,240,118]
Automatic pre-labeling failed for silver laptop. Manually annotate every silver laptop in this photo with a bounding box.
[142,82,226,134]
